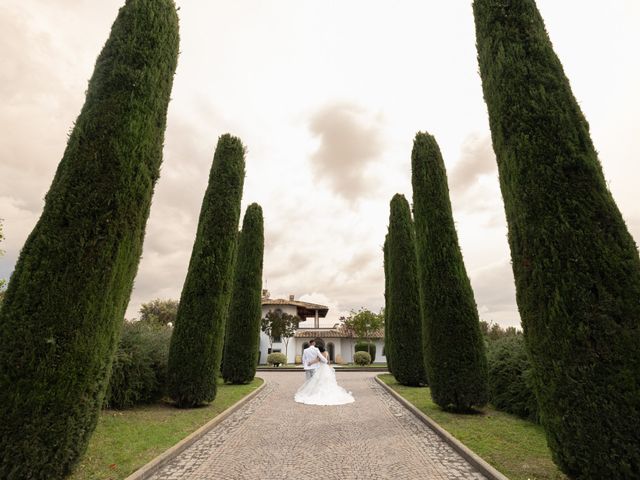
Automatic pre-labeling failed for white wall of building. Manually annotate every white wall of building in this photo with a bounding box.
[258,303,386,365]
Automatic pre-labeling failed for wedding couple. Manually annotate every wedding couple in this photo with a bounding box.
[294,339,354,405]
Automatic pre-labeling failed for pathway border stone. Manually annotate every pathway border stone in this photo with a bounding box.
[124,380,267,480]
[374,376,509,480]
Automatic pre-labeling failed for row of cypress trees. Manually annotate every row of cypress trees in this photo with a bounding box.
[473,0,640,477]
[166,139,265,404]
[166,134,246,407]
[0,1,180,477]
[412,133,488,411]
[384,132,488,410]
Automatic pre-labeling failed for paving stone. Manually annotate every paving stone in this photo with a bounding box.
[149,372,488,480]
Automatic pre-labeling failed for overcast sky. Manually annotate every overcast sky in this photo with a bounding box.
[1,1,639,328]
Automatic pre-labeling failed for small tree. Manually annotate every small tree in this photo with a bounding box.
[261,310,300,357]
[342,308,384,356]
[139,298,178,326]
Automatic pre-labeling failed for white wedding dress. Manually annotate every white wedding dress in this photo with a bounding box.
[294,363,355,405]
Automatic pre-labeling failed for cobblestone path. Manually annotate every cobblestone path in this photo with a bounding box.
[149,371,487,480]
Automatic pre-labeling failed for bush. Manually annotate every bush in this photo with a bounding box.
[267,353,287,366]
[486,336,538,422]
[355,342,376,363]
[104,322,172,409]
[353,351,372,366]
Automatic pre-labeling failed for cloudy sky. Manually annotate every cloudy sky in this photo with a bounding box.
[1,1,639,328]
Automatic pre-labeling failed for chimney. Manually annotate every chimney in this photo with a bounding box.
[289,294,295,301]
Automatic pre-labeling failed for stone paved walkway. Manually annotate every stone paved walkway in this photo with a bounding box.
[149,372,487,480]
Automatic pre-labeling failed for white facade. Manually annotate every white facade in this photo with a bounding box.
[259,297,386,365]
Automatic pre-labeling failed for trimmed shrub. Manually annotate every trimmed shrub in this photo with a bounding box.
[355,341,376,363]
[222,203,265,384]
[167,134,245,407]
[386,194,428,386]
[353,351,372,366]
[412,132,488,411]
[486,335,538,422]
[267,353,287,366]
[474,0,640,476]
[104,322,172,409]
[0,1,179,477]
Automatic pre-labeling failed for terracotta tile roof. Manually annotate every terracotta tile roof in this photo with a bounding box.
[261,298,329,318]
[294,326,384,339]
[261,298,328,309]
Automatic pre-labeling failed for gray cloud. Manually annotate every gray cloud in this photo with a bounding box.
[450,134,497,195]
[0,6,76,213]
[448,134,506,224]
[469,259,521,327]
[308,102,384,203]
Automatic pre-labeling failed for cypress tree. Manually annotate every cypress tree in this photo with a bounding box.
[412,132,488,410]
[386,194,427,386]
[167,134,245,407]
[382,234,394,376]
[474,1,640,476]
[0,1,179,477]
[222,203,265,384]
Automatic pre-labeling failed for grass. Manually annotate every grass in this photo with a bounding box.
[336,363,388,368]
[69,378,263,480]
[378,374,566,480]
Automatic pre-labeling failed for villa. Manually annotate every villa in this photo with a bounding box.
[259,290,386,365]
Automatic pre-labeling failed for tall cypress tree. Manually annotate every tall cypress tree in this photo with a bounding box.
[0,1,179,477]
[474,1,640,476]
[382,234,394,376]
[167,134,245,407]
[412,132,488,410]
[222,203,265,384]
[386,194,427,386]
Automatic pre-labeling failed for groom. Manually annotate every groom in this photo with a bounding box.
[302,339,327,380]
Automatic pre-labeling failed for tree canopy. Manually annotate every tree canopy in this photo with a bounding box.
[139,298,178,326]
[341,308,384,342]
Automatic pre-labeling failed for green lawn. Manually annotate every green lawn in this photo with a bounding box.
[70,378,263,480]
[378,374,566,480]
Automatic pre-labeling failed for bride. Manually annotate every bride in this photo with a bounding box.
[295,345,355,405]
